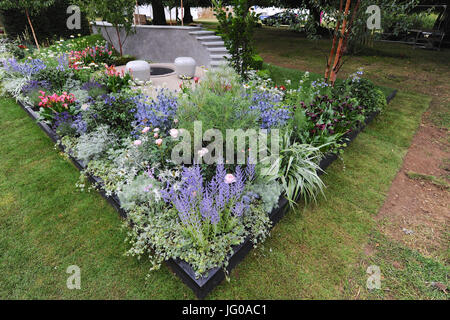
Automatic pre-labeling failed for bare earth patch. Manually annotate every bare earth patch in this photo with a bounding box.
[376,122,449,262]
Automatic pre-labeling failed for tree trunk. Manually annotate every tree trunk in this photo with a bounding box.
[181,0,184,26]
[311,7,321,25]
[342,0,361,55]
[325,0,343,82]
[176,7,180,24]
[25,8,40,51]
[115,26,123,56]
[310,6,328,36]
[183,4,194,25]
[152,0,167,25]
[330,0,352,85]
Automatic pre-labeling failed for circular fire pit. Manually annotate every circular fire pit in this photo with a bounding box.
[150,64,176,77]
[151,66,175,76]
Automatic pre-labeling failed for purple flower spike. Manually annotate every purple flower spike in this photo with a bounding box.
[163,162,258,235]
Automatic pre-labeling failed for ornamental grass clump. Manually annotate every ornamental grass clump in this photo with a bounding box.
[267,130,325,205]
[176,66,259,137]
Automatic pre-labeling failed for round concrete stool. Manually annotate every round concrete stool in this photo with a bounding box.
[174,57,196,79]
[126,60,151,82]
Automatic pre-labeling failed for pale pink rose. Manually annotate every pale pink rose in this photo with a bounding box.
[224,174,236,184]
[133,140,142,146]
[174,119,179,124]
[154,132,159,138]
[155,139,163,146]
[142,127,150,133]
[153,128,160,133]
[169,129,179,139]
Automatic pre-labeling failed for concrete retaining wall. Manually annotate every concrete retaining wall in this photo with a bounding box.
[92,22,212,67]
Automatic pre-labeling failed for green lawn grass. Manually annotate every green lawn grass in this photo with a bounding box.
[1,87,441,299]
[362,233,449,299]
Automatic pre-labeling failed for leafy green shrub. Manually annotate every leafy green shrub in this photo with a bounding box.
[372,88,388,112]
[287,94,364,153]
[289,106,342,153]
[34,67,71,92]
[85,91,136,138]
[256,68,270,79]
[112,54,137,66]
[283,71,333,106]
[404,12,437,31]
[5,39,31,59]
[335,74,387,114]
[213,0,259,78]
[250,54,264,70]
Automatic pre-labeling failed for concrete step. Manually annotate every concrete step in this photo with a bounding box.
[196,35,222,42]
[210,53,231,60]
[201,41,225,48]
[210,60,228,68]
[207,47,229,54]
[189,30,215,36]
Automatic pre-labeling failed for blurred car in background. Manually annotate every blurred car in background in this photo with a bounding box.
[258,12,270,21]
[262,11,300,26]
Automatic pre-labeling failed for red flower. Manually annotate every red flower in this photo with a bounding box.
[18,44,27,49]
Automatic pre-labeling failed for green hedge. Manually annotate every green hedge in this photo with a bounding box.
[0,0,90,44]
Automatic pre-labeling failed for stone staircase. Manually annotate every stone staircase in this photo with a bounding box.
[189,29,230,69]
